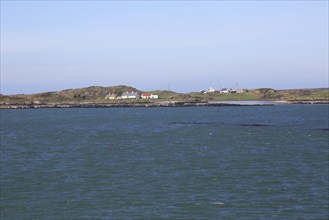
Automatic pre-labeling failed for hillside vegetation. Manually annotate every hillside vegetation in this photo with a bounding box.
[1,86,328,104]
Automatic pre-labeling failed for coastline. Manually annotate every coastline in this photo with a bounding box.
[1,100,328,109]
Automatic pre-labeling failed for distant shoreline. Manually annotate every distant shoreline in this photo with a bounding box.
[1,100,328,109]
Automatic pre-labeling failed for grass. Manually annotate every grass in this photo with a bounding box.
[95,98,154,103]
[188,92,258,101]
[211,93,259,101]
[1,86,328,104]
[278,89,329,101]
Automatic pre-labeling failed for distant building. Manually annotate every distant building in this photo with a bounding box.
[121,91,140,99]
[141,93,159,99]
[105,93,117,99]
[220,88,233,94]
[204,87,215,93]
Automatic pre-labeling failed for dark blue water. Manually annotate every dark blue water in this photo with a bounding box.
[1,105,328,219]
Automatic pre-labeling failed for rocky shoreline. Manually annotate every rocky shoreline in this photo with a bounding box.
[0,100,328,109]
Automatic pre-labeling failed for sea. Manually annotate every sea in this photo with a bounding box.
[1,105,328,219]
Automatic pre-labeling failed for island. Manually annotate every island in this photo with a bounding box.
[1,85,328,109]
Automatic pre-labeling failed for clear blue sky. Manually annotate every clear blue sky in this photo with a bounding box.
[1,1,328,94]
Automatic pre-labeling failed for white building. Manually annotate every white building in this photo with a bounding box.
[105,93,117,99]
[220,88,233,94]
[141,93,158,99]
[121,91,140,99]
[204,87,215,93]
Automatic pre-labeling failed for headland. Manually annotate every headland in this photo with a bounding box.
[1,86,328,109]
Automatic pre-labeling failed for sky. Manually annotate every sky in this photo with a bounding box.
[1,1,328,94]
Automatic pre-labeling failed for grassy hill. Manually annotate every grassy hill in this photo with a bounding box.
[1,86,328,104]
[1,85,140,104]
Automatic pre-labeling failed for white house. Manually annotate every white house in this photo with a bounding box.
[204,87,215,93]
[220,88,233,94]
[141,93,159,99]
[105,93,117,99]
[121,91,140,99]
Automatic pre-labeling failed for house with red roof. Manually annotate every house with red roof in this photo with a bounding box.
[141,93,158,99]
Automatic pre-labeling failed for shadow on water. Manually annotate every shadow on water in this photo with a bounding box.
[171,122,216,125]
[171,121,271,127]
[238,123,271,127]
[170,121,329,131]
[314,128,329,131]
